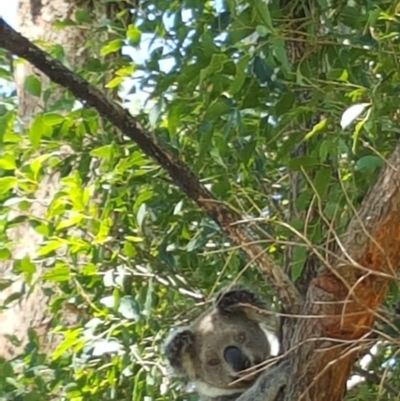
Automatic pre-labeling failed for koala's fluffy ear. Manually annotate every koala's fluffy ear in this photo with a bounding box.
[164,328,195,377]
[214,287,266,312]
[214,287,269,324]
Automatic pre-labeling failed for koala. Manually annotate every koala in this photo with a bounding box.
[164,287,290,401]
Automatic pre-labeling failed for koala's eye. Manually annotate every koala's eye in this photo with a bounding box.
[236,332,246,343]
[207,357,220,366]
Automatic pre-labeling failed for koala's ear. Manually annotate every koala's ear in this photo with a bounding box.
[164,328,195,376]
[214,287,266,314]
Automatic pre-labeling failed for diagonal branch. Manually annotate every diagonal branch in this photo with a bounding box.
[0,18,301,310]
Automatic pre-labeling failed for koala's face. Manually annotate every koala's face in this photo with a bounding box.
[191,308,271,391]
[164,288,276,399]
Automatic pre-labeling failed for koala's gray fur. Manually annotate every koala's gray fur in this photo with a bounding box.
[164,287,290,401]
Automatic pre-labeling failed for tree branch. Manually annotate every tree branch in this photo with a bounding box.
[0,18,301,310]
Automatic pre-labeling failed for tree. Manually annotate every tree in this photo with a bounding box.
[0,0,134,359]
[0,1,400,400]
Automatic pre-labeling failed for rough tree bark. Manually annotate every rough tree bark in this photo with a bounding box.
[277,2,400,400]
[1,17,399,401]
[284,146,400,400]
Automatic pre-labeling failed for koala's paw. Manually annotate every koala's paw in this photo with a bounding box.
[164,329,195,370]
[236,359,290,401]
[215,287,265,312]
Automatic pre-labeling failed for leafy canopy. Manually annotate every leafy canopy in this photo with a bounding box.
[0,0,400,400]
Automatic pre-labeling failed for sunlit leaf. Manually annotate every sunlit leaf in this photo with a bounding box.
[0,154,16,170]
[37,238,66,256]
[56,213,85,230]
[340,103,370,129]
[43,113,65,126]
[90,144,113,158]
[100,39,124,56]
[127,25,141,46]
[29,115,52,149]
[0,177,17,194]
[118,296,139,321]
[43,265,71,282]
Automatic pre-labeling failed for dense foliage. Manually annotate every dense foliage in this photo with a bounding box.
[0,0,400,399]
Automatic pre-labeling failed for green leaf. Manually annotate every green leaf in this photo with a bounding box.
[0,177,17,194]
[200,53,230,84]
[288,157,319,171]
[318,140,332,162]
[133,190,153,212]
[313,168,331,198]
[43,113,65,126]
[29,115,52,149]
[271,37,290,72]
[56,213,85,230]
[0,67,11,80]
[291,246,307,281]
[355,155,383,173]
[241,140,257,166]
[351,119,367,154]
[210,147,226,167]
[0,248,11,260]
[229,55,250,95]
[227,8,253,44]
[304,118,327,140]
[37,238,66,256]
[167,103,181,137]
[204,101,229,120]
[275,92,295,115]
[4,292,23,305]
[100,39,124,56]
[256,25,269,37]
[30,154,52,180]
[43,265,71,282]
[0,154,16,170]
[126,236,144,243]
[0,112,13,144]
[252,0,274,32]
[0,358,14,378]
[123,241,137,258]
[127,25,141,46]
[105,76,124,89]
[93,217,112,244]
[14,256,36,283]
[90,144,113,158]
[0,280,12,291]
[24,75,41,97]
[52,335,81,360]
[75,8,92,23]
[24,392,43,401]
[113,288,121,311]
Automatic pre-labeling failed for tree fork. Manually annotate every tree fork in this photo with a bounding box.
[0,18,301,312]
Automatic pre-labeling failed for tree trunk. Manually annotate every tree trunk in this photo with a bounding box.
[0,0,121,358]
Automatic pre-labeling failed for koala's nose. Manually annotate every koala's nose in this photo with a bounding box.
[223,346,250,372]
